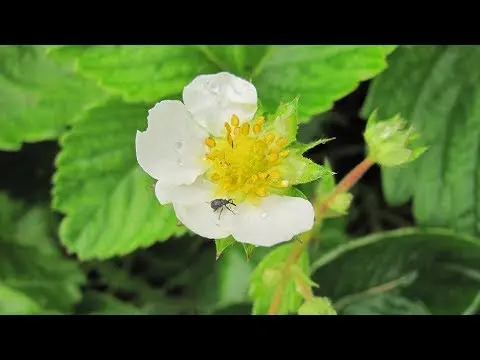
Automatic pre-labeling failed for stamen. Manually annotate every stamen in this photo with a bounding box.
[265,133,275,144]
[269,170,281,180]
[204,112,292,203]
[258,172,267,180]
[241,123,250,135]
[205,137,216,148]
[276,137,287,147]
[231,114,240,127]
[267,153,278,162]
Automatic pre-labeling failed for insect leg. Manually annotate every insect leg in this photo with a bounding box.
[218,206,224,220]
[225,205,236,215]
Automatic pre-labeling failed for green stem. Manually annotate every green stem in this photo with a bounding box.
[267,157,375,315]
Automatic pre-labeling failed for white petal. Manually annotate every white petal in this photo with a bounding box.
[170,181,234,239]
[229,195,315,247]
[154,176,213,205]
[135,100,208,185]
[182,72,257,136]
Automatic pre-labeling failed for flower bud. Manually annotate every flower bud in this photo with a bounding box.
[364,110,427,167]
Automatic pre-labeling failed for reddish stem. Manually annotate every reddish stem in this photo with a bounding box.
[267,157,374,315]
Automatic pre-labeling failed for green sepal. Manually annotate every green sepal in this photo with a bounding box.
[215,236,236,259]
[298,297,337,315]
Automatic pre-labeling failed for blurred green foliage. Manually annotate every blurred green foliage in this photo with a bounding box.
[0,45,478,315]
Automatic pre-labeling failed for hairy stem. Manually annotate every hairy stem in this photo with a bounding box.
[267,157,375,315]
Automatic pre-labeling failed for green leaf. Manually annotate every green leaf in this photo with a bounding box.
[249,243,310,314]
[53,98,186,260]
[47,45,218,102]
[198,45,271,77]
[0,282,43,315]
[183,245,255,313]
[78,292,146,315]
[361,45,480,236]
[311,227,480,315]
[340,293,430,315]
[48,45,395,122]
[0,45,106,151]
[0,193,85,313]
[298,296,337,315]
[82,257,192,315]
[253,45,397,120]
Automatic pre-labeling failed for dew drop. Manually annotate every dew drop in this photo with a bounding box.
[175,141,183,150]
[177,158,184,166]
[210,83,220,94]
[260,212,268,219]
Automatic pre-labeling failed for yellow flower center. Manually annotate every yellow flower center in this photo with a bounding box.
[204,114,290,204]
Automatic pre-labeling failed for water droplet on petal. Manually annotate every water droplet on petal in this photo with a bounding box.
[175,141,183,150]
[177,158,183,166]
[260,212,268,219]
[210,83,220,94]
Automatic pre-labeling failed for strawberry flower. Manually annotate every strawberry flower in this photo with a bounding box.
[136,72,327,247]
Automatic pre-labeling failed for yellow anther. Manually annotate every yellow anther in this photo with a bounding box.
[269,170,281,180]
[256,187,267,197]
[204,112,290,202]
[267,153,278,162]
[253,124,262,134]
[205,137,216,148]
[241,123,250,135]
[269,146,280,154]
[265,133,275,144]
[249,174,258,183]
[276,137,287,147]
[231,114,240,127]
[255,116,264,125]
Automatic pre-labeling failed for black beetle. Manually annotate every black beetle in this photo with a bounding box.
[209,198,236,220]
